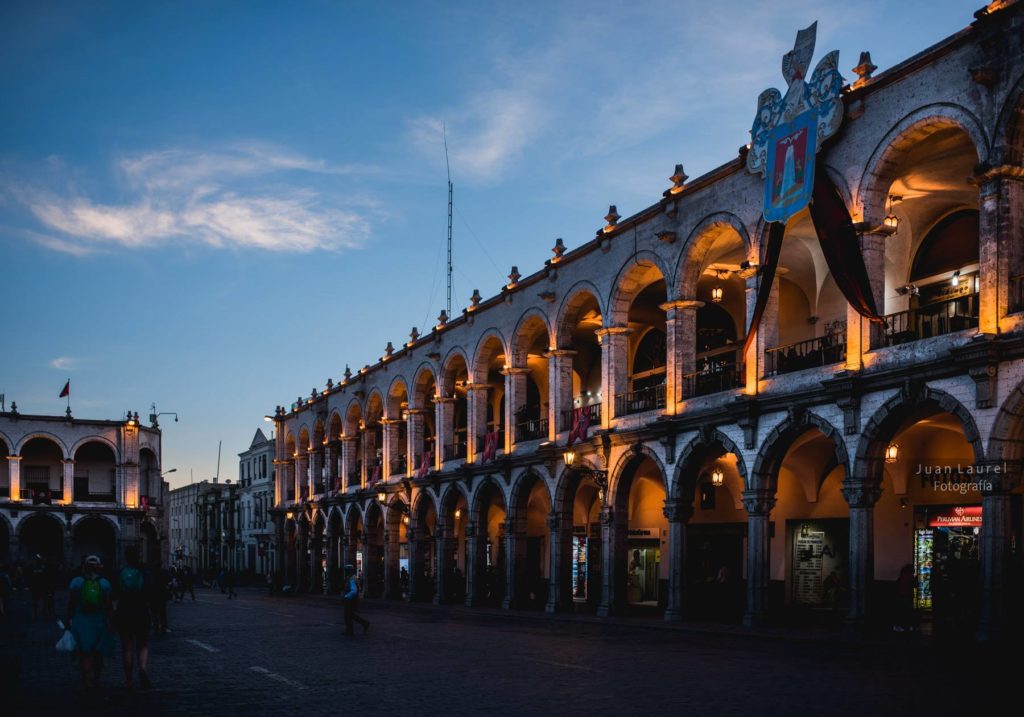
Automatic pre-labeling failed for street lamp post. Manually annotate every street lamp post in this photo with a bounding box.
[562,449,609,501]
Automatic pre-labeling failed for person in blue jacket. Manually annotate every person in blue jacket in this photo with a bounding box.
[342,565,370,636]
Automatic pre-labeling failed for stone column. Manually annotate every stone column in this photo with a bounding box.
[7,456,20,502]
[502,367,530,451]
[662,300,702,409]
[361,428,375,487]
[502,517,521,609]
[742,490,775,627]
[406,521,420,601]
[384,518,401,599]
[309,449,322,496]
[308,530,322,593]
[341,437,358,492]
[435,396,456,466]
[978,472,1016,641]
[325,526,338,594]
[465,383,489,463]
[382,419,402,480]
[596,327,632,425]
[296,520,309,592]
[546,350,576,436]
[597,505,620,617]
[433,526,454,605]
[61,459,74,504]
[846,231,887,367]
[294,453,307,502]
[406,409,426,472]
[744,275,778,388]
[842,480,881,630]
[977,177,1004,335]
[546,512,571,613]
[663,500,693,622]
[464,522,481,607]
[273,459,285,506]
[324,443,339,494]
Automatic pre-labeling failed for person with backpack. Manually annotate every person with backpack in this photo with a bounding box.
[342,564,369,636]
[114,547,152,690]
[66,555,114,690]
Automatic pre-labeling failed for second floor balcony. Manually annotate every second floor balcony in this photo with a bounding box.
[766,334,846,377]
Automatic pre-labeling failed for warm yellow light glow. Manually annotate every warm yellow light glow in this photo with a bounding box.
[402,515,410,525]
[563,449,576,467]
[454,508,462,520]
[883,213,899,231]
[951,270,960,288]
[885,443,899,464]
[711,286,723,303]
[377,491,386,503]
[711,468,725,486]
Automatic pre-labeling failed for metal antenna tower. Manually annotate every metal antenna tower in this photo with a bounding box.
[444,123,453,316]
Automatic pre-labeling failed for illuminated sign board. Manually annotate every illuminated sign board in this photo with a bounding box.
[927,505,982,528]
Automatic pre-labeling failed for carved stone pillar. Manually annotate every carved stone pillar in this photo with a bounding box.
[433,526,456,605]
[546,350,576,437]
[464,522,481,607]
[406,409,426,471]
[465,383,489,463]
[846,232,886,367]
[325,526,338,594]
[384,518,402,599]
[308,449,322,496]
[502,517,521,609]
[61,459,74,504]
[842,479,881,629]
[662,300,701,410]
[341,437,358,492]
[502,367,531,451]
[294,453,307,502]
[7,456,20,502]
[435,396,457,466]
[545,512,572,613]
[744,275,778,388]
[325,443,339,494]
[978,470,1017,641]
[296,520,309,593]
[663,500,693,622]
[273,513,286,584]
[308,531,322,593]
[597,505,621,617]
[382,419,402,480]
[596,327,632,425]
[406,521,420,601]
[742,490,775,626]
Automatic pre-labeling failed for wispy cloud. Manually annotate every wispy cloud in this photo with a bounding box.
[8,143,376,254]
[50,356,79,370]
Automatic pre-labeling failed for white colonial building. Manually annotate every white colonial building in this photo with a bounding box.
[0,406,167,573]
[237,428,276,577]
[269,3,1024,640]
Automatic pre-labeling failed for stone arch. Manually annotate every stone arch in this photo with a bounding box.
[365,389,385,422]
[854,385,984,486]
[410,363,438,410]
[328,409,344,441]
[386,376,410,418]
[71,513,120,568]
[15,432,69,459]
[511,308,554,366]
[69,435,119,461]
[15,510,64,539]
[0,431,11,454]
[674,211,753,301]
[412,488,439,522]
[297,424,312,452]
[440,347,471,396]
[438,481,469,525]
[749,411,849,493]
[672,428,749,502]
[555,282,606,348]
[994,70,1024,165]
[344,503,364,535]
[510,469,552,517]
[342,398,363,435]
[470,476,508,518]
[552,455,603,515]
[607,250,674,325]
[328,505,345,531]
[608,443,668,507]
[987,376,1024,466]
[857,103,990,225]
[471,329,509,384]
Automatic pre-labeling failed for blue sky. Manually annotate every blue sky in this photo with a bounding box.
[0,0,973,488]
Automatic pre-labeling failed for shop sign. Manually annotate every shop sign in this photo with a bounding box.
[627,528,658,539]
[927,505,982,527]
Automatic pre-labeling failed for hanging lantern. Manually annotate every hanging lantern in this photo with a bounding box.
[711,286,724,303]
[883,195,901,233]
[711,468,725,486]
[885,443,899,464]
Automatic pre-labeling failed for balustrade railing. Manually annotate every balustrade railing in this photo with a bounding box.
[443,437,467,462]
[515,416,548,442]
[614,383,666,417]
[879,293,979,347]
[561,402,601,432]
[765,334,846,376]
[390,454,407,476]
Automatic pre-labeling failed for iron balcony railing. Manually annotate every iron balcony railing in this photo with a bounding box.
[515,416,548,442]
[614,383,666,417]
[443,437,467,462]
[561,402,601,432]
[476,428,505,455]
[880,293,979,347]
[679,345,744,400]
[765,334,846,376]
[390,454,407,476]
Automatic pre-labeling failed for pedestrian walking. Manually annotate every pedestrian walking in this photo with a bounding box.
[182,565,196,601]
[66,555,115,691]
[114,547,153,690]
[225,569,237,599]
[342,565,369,636]
[150,563,171,635]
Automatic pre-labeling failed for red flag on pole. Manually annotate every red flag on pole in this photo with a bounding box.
[483,430,498,462]
[416,450,432,479]
[59,380,70,398]
[568,407,590,446]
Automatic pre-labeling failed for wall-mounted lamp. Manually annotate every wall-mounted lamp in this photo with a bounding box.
[951,270,961,288]
[711,286,724,303]
[885,443,899,464]
[883,195,902,233]
[711,468,725,487]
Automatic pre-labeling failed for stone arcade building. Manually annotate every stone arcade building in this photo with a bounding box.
[0,407,167,573]
[270,4,1024,640]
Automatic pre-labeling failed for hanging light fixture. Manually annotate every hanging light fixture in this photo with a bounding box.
[951,270,961,288]
[711,468,725,486]
[454,508,462,520]
[563,449,577,468]
[883,195,901,232]
[377,490,387,504]
[885,443,899,464]
[711,286,724,303]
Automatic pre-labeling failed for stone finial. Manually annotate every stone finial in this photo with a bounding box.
[669,164,688,193]
[384,341,394,358]
[311,388,318,399]
[507,266,521,288]
[469,289,482,310]
[408,327,420,345]
[343,365,352,381]
[326,378,334,390]
[296,397,303,408]
[852,51,877,89]
[436,310,448,328]
[552,238,566,262]
[604,205,620,231]
[9,401,17,415]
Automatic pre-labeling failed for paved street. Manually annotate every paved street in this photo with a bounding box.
[0,587,1007,716]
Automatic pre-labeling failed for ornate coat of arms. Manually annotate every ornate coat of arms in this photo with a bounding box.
[746,22,844,223]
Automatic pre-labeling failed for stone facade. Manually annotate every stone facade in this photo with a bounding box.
[237,429,276,577]
[270,4,1024,639]
[0,407,166,573]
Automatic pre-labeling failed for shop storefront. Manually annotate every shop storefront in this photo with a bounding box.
[913,505,981,633]
[626,527,662,607]
[786,519,848,612]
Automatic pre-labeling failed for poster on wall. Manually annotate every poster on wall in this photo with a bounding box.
[793,530,825,605]
[572,535,588,601]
